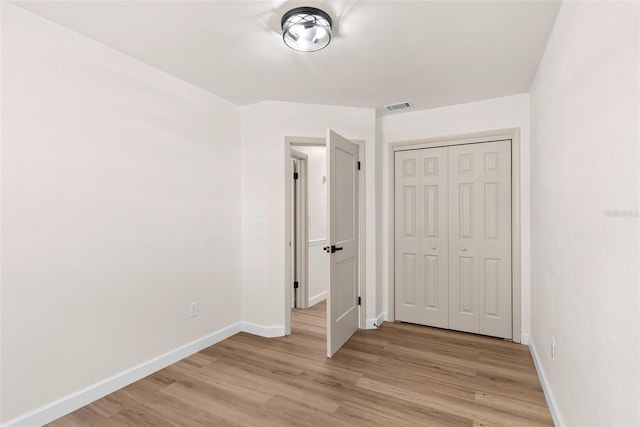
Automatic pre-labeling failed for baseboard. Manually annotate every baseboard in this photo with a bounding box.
[520,333,530,346]
[240,322,285,338]
[366,312,386,329]
[529,337,564,427]
[308,291,327,306]
[2,322,243,427]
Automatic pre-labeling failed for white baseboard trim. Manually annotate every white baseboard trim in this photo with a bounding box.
[529,337,564,427]
[240,322,285,338]
[2,322,243,427]
[520,333,530,346]
[366,312,387,329]
[308,291,327,306]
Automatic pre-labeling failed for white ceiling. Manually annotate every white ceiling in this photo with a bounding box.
[15,0,561,114]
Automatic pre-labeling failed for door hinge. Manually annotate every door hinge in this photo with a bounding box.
[358,296,361,306]
[357,161,361,171]
[293,281,299,289]
[293,172,299,180]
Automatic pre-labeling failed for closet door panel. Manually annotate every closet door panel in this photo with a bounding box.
[449,145,482,334]
[448,141,512,338]
[395,148,448,327]
[478,141,512,338]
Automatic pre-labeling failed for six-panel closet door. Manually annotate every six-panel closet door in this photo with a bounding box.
[448,141,512,339]
[394,140,512,339]
[394,148,449,328]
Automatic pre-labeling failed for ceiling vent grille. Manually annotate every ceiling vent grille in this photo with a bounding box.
[384,101,413,111]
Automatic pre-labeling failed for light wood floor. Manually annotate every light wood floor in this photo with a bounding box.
[47,301,552,426]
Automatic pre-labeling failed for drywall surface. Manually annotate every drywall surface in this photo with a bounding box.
[1,4,242,423]
[241,101,377,327]
[381,94,531,336]
[529,1,639,425]
[295,146,328,305]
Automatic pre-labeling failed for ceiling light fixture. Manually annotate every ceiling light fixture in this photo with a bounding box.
[281,6,332,52]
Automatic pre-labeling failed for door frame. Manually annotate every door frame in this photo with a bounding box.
[284,136,366,336]
[386,128,522,343]
[291,150,309,309]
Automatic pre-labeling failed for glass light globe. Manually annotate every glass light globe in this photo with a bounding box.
[281,7,332,52]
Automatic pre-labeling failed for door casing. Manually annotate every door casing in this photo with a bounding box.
[291,151,308,309]
[284,136,366,336]
[386,128,522,343]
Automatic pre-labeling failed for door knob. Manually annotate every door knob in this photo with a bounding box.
[431,245,436,250]
[324,245,343,254]
[461,247,467,252]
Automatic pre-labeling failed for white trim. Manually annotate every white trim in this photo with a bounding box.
[529,337,564,427]
[292,155,309,309]
[520,333,530,346]
[308,291,327,306]
[240,322,285,338]
[2,322,243,427]
[308,238,327,246]
[366,312,386,329]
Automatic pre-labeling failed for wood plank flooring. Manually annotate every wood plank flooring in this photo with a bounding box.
[47,301,552,426]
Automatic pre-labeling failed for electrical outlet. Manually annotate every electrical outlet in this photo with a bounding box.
[189,301,198,318]
[550,336,556,360]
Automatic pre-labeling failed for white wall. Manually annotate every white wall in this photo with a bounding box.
[297,147,327,243]
[295,146,328,305]
[529,2,639,425]
[381,94,531,338]
[1,4,242,424]
[241,102,377,329]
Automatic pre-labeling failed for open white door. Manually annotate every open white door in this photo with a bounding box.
[326,130,359,357]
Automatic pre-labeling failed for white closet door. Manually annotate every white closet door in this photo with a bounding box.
[448,140,512,339]
[394,148,449,328]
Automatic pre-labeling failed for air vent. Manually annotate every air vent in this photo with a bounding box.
[385,101,413,111]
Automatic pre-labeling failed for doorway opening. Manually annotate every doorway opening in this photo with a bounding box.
[284,134,367,356]
[291,147,327,312]
[290,150,310,310]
